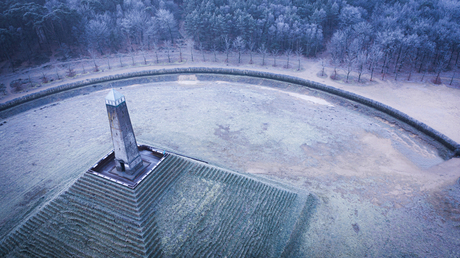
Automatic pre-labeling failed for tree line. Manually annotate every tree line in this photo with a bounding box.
[0,0,459,83]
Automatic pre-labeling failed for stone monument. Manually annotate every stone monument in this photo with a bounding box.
[105,88,144,179]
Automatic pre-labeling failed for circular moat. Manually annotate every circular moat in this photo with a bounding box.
[1,71,459,257]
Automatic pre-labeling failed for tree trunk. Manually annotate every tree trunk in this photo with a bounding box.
[455,51,460,67]
[435,71,441,84]
[418,54,426,73]
[393,46,402,73]
[381,53,387,73]
[407,63,413,81]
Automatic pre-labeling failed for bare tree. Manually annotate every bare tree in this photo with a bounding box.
[329,32,345,79]
[319,58,326,76]
[80,60,86,74]
[185,39,194,62]
[296,47,304,71]
[178,42,183,62]
[345,53,356,83]
[368,44,382,81]
[258,43,268,66]
[233,36,245,64]
[152,42,160,63]
[224,36,231,63]
[212,44,218,62]
[285,49,292,68]
[248,40,255,64]
[55,67,61,80]
[450,65,457,85]
[41,72,49,83]
[271,49,279,67]
[165,40,172,63]
[88,49,99,72]
[128,44,135,66]
[434,49,451,84]
[199,42,205,62]
[118,53,124,67]
[140,43,148,65]
[66,65,76,77]
[355,51,366,82]
[106,56,112,69]
[406,48,417,81]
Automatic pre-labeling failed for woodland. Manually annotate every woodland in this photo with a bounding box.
[0,0,459,84]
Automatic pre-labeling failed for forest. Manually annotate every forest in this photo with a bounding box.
[0,0,459,83]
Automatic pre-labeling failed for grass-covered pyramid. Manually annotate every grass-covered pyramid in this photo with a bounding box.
[0,153,315,257]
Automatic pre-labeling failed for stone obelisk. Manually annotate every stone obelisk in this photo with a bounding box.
[105,89,143,179]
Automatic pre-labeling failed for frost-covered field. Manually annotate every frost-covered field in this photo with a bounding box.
[1,75,459,257]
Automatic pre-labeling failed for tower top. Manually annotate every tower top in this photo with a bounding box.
[105,89,125,106]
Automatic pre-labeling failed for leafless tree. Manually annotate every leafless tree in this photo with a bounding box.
[118,53,124,67]
[106,56,112,69]
[212,44,218,62]
[356,51,366,82]
[199,42,205,62]
[271,49,279,67]
[368,44,382,81]
[178,42,183,62]
[296,47,304,71]
[165,40,172,63]
[258,43,268,66]
[285,49,292,68]
[224,36,231,63]
[41,72,48,83]
[233,36,245,63]
[66,65,76,77]
[88,49,99,72]
[152,42,160,63]
[450,63,458,85]
[248,40,255,64]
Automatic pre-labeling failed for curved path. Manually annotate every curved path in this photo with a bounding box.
[0,69,459,257]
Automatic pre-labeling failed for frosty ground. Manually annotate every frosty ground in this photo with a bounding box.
[0,56,460,257]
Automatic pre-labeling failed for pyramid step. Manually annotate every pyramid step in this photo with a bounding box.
[134,155,180,196]
[32,230,96,258]
[189,163,207,176]
[137,159,190,214]
[83,173,136,198]
[11,248,40,258]
[15,244,55,258]
[66,185,140,219]
[73,179,138,211]
[145,233,163,258]
[142,221,159,247]
[70,181,138,211]
[58,208,145,248]
[59,194,142,229]
[76,176,136,202]
[0,236,19,256]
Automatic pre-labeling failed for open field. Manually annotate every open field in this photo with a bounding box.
[0,59,460,257]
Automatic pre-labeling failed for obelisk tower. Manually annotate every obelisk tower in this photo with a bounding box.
[105,89,143,178]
